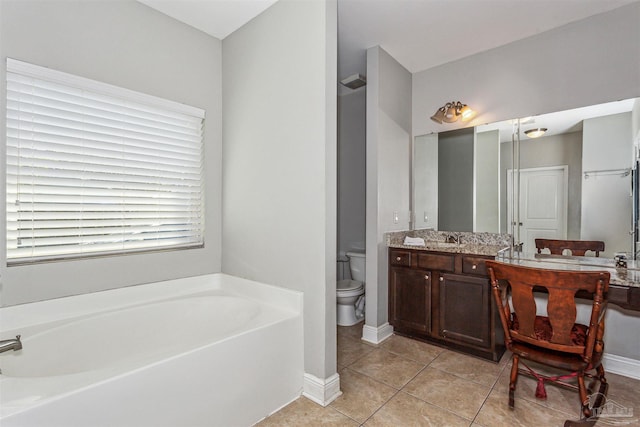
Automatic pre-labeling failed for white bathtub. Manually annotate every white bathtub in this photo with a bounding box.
[0,273,304,427]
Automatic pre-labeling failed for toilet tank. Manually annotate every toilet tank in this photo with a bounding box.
[346,251,366,283]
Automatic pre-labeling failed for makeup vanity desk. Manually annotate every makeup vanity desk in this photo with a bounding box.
[493,252,640,312]
[387,236,640,363]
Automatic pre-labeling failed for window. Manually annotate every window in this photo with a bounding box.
[6,59,205,264]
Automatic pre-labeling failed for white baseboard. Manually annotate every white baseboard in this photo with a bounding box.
[603,353,640,380]
[302,373,342,407]
[362,322,394,345]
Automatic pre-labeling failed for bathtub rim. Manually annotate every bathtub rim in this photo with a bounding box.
[0,273,304,422]
[0,273,302,334]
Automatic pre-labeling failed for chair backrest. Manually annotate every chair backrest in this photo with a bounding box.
[486,261,609,361]
[535,238,605,257]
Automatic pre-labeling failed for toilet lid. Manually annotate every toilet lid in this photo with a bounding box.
[337,279,363,292]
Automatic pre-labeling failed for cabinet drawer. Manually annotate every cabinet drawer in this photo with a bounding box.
[390,250,412,266]
[462,256,489,276]
[417,253,455,272]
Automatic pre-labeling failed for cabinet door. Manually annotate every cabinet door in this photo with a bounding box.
[439,273,490,348]
[389,267,431,333]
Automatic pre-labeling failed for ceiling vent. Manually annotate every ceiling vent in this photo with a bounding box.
[340,73,366,90]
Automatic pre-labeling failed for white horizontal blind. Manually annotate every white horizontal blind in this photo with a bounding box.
[6,59,205,264]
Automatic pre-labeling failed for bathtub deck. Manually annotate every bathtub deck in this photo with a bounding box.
[0,273,304,427]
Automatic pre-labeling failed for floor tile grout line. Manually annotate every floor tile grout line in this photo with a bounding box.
[375,355,482,424]
[347,346,434,390]
[325,403,364,426]
[400,388,477,425]
[470,366,585,425]
[343,334,503,423]
[343,329,571,424]
[339,349,435,425]
[272,328,640,426]
[399,366,487,425]
[338,338,377,369]
[469,372,499,425]
[358,387,404,426]
[396,348,503,424]
[426,363,503,389]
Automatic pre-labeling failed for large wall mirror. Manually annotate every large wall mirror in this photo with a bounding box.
[413,97,640,259]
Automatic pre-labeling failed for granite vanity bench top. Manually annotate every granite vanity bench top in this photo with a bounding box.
[496,253,640,288]
[385,229,510,257]
[385,229,640,288]
[387,242,508,257]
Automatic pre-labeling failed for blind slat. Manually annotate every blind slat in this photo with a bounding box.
[6,59,205,263]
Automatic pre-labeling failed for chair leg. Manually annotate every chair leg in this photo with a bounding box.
[567,365,608,425]
[592,364,609,418]
[596,364,608,397]
[509,354,519,409]
[577,372,591,419]
[587,363,607,396]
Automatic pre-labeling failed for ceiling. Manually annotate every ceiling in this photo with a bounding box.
[476,97,638,143]
[138,0,638,132]
[138,0,637,79]
[337,0,637,79]
[138,0,277,40]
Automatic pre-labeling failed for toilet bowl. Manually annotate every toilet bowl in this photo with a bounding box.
[337,251,365,326]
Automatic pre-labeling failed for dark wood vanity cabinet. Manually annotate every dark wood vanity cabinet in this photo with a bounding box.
[389,248,505,362]
[389,267,431,333]
[439,273,490,347]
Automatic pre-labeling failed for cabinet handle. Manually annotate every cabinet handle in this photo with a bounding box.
[425,275,429,280]
[439,277,444,282]
[396,257,401,262]
[472,264,477,270]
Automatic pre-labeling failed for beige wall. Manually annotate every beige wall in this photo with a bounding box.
[0,0,222,306]
[366,46,412,334]
[412,3,640,137]
[405,3,640,362]
[222,0,338,381]
[338,90,366,264]
[501,132,583,239]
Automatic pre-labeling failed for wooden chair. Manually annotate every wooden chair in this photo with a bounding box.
[486,261,609,425]
[535,239,605,257]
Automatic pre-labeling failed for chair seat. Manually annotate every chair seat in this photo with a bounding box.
[509,341,599,372]
[512,313,588,346]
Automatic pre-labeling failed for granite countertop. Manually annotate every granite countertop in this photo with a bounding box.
[388,242,509,257]
[385,229,640,288]
[495,252,640,288]
[385,229,511,257]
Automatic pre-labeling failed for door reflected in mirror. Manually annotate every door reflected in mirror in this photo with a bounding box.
[413,97,640,258]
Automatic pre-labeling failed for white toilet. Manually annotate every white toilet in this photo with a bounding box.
[337,251,366,326]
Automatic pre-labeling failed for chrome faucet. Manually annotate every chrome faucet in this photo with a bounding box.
[445,232,461,244]
[0,335,22,353]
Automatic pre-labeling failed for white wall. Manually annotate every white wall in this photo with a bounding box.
[0,0,222,306]
[501,132,584,239]
[582,113,633,257]
[634,99,640,145]
[413,134,438,230]
[338,89,366,262]
[475,130,499,233]
[412,3,640,138]
[366,47,411,336]
[406,3,640,363]
[222,0,338,385]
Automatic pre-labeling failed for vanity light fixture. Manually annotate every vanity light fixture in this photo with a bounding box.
[524,127,548,138]
[430,101,475,124]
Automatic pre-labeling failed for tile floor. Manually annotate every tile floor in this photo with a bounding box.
[257,323,640,427]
